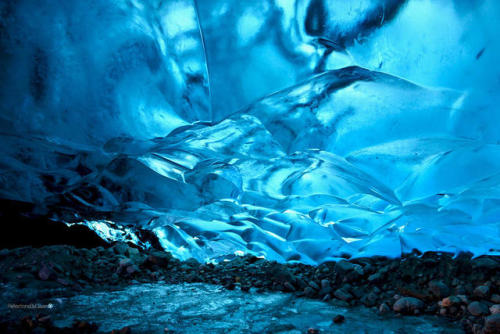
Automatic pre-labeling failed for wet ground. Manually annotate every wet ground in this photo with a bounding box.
[1,245,499,332]
[4,283,463,333]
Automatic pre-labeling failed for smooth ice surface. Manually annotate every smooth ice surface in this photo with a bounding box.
[0,0,499,264]
[1,283,464,333]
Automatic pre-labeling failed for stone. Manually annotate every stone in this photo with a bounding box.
[429,280,450,298]
[111,326,132,334]
[441,296,461,307]
[56,278,70,286]
[378,303,390,314]
[145,253,170,267]
[457,295,469,304]
[119,258,132,267]
[126,247,140,257]
[361,292,378,307]
[284,281,296,292]
[484,314,500,334]
[319,279,332,296]
[472,258,498,270]
[309,281,320,290]
[333,314,345,324]
[467,301,489,316]
[38,264,54,281]
[368,272,382,282]
[491,294,500,304]
[473,285,490,298]
[113,243,129,255]
[490,305,500,315]
[393,297,424,314]
[335,260,355,273]
[334,289,353,302]
[126,265,139,275]
[304,287,316,298]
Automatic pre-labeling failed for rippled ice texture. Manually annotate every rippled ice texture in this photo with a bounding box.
[0,0,499,264]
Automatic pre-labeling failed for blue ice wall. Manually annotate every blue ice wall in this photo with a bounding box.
[0,0,499,264]
[0,0,210,144]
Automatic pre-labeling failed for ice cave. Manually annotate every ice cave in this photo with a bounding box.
[0,0,499,333]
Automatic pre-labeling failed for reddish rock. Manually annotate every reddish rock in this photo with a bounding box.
[111,326,132,334]
[441,296,461,307]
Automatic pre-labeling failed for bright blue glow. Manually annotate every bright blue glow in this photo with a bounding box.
[0,0,499,264]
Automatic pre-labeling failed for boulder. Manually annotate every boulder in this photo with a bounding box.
[393,297,424,314]
[467,301,489,316]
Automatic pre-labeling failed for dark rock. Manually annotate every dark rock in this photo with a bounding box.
[361,292,378,307]
[307,328,320,334]
[113,243,129,255]
[393,297,424,314]
[472,324,483,334]
[368,272,382,283]
[467,301,489,316]
[38,264,55,281]
[304,287,316,298]
[472,258,498,270]
[56,278,70,286]
[270,266,293,283]
[309,281,320,290]
[72,320,98,332]
[333,314,345,324]
[224,281,235,290]
[484,314,500,334]
[111,326,132,334]
[145,253,170,267]
[457,295,469,304]
[491,294,500,304]
[126,265,139,275]
[127,247,140,257]
[335,260,355,273]
[473,285,490,298]
[283,281,296,292]
[378,303,390,314]
[240,284,250,292]
[334,288,353,302]
[429,280,450,298]
[319,279,332,296]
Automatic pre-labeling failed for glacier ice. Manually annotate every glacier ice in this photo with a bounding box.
[0,0,210,144]
[0,0,499,264]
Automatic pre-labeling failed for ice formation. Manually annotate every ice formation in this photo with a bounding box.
[0,0,499,264]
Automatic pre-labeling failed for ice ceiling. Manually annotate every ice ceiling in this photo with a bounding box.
[0,0,499,264]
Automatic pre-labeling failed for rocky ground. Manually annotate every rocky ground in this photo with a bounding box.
[0,244,499,333]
